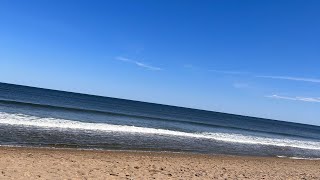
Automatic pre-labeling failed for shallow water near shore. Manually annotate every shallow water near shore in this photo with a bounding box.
[0,82,320,159]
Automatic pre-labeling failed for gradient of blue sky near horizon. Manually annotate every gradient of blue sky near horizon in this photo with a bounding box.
[0,0,320,125]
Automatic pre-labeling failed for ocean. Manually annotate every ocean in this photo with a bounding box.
[0,82,319,159]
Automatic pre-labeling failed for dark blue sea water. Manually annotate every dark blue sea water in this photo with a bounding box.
[0,82,319,159]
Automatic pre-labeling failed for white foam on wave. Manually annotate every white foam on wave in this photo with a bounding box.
[277,156,320,160]
[1,112,320,150]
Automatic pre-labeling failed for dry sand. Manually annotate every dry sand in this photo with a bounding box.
[0,147,319,180]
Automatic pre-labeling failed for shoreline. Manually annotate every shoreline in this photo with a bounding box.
[1,146,319,179]
[1,145,320,160]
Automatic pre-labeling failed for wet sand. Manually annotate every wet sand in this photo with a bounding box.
[0,147,319,179]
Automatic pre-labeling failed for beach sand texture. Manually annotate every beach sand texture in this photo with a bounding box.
[0,147,319,180]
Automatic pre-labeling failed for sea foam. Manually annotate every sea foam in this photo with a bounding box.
[1,111,320,150]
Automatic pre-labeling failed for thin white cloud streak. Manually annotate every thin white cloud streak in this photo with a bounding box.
[187,65,320,86]
[209,70,249,75]
[267,95,320,103]
[183,65,320,103]
[183,64,196,69]
[116,56,162,71]
[233,83,249,89]
[257,76,320,83]
[182,64,320,84]
[182,65,249,74]
[206,68,320,84]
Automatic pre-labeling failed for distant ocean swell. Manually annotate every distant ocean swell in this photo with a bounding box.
[1,111,320,151]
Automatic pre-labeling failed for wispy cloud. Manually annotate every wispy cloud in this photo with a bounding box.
[183,64,196,69]
[233,82,250,89]
[182,64,320,85]
[267,95,320,103]
[116,56,162,71]
[257,76,320,83]
[183,64,202,71]
[209,70,249,75]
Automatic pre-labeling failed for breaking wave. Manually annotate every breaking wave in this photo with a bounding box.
[1,112,320,151]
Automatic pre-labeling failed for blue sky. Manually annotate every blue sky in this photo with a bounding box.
[0,0,320,125]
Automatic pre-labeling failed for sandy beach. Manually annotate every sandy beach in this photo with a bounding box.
[0,147,319,179]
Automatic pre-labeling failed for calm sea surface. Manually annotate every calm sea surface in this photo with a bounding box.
[0,82,319,159]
